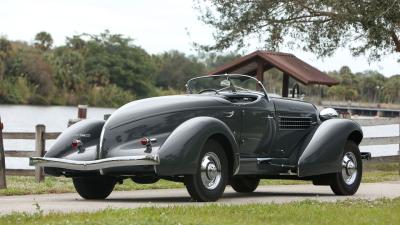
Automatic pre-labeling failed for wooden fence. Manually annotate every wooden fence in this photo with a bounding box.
[358,119,399,171]
[0,116,398,189]
[0,118,5,188]
[355,118,400,165]
[1,125,60,181]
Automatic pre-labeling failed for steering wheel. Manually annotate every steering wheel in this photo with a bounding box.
[199,89,219,94]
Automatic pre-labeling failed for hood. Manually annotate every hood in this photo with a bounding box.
[271,97,318,117]
[104,95,227,130]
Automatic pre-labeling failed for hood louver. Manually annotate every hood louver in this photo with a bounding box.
[279,116,312,130]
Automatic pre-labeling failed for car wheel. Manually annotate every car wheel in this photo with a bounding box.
[184,139,228,202]
[230,176,260,193]
[72,176,116,199]
[330,141,362,195]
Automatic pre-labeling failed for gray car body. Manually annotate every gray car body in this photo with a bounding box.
[43,90,363,180]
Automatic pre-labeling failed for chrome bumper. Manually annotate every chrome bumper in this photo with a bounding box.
[29,155,160,171]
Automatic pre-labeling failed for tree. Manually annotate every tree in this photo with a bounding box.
[0,37,12,80]
[66,35,86,50]
[51,47,85,91]
[195,0,400,60]
[154,51,207,90]
[34,31,53,51]
[81,31,157,97]
[359,71,385,102]
[383,75,400,103]
[0,37,12,55]
[201,52,242,71]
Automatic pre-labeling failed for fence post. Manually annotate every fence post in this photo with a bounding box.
[68,105,88,127]
[78,105,88,119]
[104,114,111,120]
[35,124,46,182]
[0,117,6,189]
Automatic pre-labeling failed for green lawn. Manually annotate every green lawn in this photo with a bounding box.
[0,162,398,196]
[1,198,399,225]
[0,176,183,196]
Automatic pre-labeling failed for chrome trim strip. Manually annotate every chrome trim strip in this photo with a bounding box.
[29,155,159,171]
[257,158,272,163]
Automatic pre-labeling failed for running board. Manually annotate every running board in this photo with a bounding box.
[257,158,296,169]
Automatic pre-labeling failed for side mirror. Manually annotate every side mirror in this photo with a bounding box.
[319,108,338,121]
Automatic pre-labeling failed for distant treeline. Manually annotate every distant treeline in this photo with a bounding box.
[0,31,398,107]
[264,66,400,104]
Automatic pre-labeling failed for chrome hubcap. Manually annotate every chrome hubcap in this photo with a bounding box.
[200,152,222,190]
[341,152,358,185]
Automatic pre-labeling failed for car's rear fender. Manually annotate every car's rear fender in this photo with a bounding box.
[45,119,105,160]
[43,119,105,176]
[156,116,240,176]
[297,119,363,177]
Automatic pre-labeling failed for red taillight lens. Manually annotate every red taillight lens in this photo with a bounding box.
[72,139,82,149]
[140,137,150,146]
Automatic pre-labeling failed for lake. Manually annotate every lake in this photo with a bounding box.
[0,104,115,132]
[0,104,398,169]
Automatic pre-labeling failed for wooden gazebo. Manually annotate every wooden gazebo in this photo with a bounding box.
[209,51,338,97]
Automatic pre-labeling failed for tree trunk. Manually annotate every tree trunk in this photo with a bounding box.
[391,31,400,52]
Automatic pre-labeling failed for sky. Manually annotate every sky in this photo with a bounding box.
[0,0,398,77]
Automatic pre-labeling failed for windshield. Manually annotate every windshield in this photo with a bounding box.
[186,74,267,96]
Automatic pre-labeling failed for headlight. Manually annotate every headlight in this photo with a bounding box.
[319,108,339,121]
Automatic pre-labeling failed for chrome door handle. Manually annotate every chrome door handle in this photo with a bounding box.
[223,111,235,118]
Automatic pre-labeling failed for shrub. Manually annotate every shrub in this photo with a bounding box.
[86,85,136,107]
[0,77,36,104]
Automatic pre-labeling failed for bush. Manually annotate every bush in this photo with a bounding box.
[86,85,136,107]
[0,77,36,104]
[155,87,183,96]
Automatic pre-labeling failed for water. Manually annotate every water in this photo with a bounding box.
[1,105,115,169]
[0,104,116,132]
[0,105,398,169]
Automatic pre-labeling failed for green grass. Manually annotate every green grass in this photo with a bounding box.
[0,162,398,196]
[362,162,400,183]
[364,162,400,171]
[0,176,183,196]
[1,198,400,225]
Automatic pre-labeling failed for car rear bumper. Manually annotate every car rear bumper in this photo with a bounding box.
[29,155,160,171]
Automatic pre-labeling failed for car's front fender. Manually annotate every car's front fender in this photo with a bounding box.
[156,116,239,176]
[297,119,363,177]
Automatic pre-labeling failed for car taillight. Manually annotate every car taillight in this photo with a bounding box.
[140,137,151,146]
[72,139,82,149]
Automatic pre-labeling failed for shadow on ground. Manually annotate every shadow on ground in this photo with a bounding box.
[73,191,334,203]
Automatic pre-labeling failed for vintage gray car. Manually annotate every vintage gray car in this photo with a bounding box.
[30,74,370,202]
